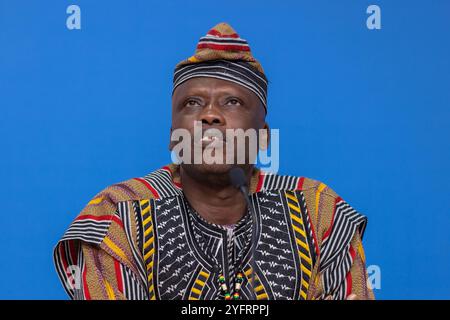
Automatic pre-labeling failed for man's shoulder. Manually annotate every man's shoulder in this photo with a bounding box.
[257,171,339,200]
[56,165,176,245]
[71,165,176,222]
[94,165,181,207]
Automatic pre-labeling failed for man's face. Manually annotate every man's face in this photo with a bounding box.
[171,77,268,176]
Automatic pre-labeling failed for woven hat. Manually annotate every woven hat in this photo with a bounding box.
[173,22,268,112]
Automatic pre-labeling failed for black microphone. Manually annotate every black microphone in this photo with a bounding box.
[229,166,249,197]
[229,166,257,300]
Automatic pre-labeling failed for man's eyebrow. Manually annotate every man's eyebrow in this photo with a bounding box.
[176,87,207,97]
[182,87,247,97]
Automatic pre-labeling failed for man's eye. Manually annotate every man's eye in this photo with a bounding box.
[185,99,200,107]
[226,99,242,106]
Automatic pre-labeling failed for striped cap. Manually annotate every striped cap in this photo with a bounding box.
[173,22,268,113]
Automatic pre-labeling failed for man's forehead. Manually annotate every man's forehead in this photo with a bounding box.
[174,77,257,99]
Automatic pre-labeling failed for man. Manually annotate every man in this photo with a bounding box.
[54,22,374,300]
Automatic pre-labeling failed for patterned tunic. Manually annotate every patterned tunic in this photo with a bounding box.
[53,164,374,300]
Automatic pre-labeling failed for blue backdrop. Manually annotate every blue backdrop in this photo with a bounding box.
[1,0,449,299]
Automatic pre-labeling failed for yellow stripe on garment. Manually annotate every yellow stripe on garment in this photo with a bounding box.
[296,238,309,251]
[290,213,304,225]
[288,202,301,213]
[195,279,205,286]
[315,183,326,216]
[255,284,264,292]
[285,192,298,203]
[188,56,200,63]
[103,237,130,265]
[149,285,156,300]
[144,225,154,237]
[144,247,155,261]
[257,293,268,300]
[144,236,154,249]
[301,264,312,277]
[191,287,201,295]
[292,220,306,236]
[300,290,307,299]
[143,215,152,226]
[315,275,320,286]
[188,296,199,300]
[301,278,310,290]
[140,200,150,215]
[104,280,116,300]
[357,243,366,263]
[141,205,150,215]
[88,196,103,205]
[199,271,209,278]
[299,250,312,265]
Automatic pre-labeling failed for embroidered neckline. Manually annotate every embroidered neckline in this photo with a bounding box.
[183,196,253,299]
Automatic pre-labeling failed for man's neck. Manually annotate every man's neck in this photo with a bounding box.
[180,165,253,225]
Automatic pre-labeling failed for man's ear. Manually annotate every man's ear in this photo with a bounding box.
[259,123,270,151]
[168,127,175,151]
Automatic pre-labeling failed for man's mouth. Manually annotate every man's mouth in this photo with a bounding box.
[193,131,227,148]
[200,136,220,143]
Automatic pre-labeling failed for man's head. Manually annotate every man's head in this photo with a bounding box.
[169,22,269,178]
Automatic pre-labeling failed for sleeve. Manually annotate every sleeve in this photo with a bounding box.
[53,187,149,300]
[307,198,374,300]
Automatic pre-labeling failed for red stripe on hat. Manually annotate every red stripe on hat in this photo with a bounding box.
[197,43,250,52]
[207,29,239,38]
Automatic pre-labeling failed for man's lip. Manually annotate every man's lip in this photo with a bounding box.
[193,136,227,147]
[200,136,221,142]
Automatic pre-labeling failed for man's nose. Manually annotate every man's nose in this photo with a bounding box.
[199,103,225,126]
